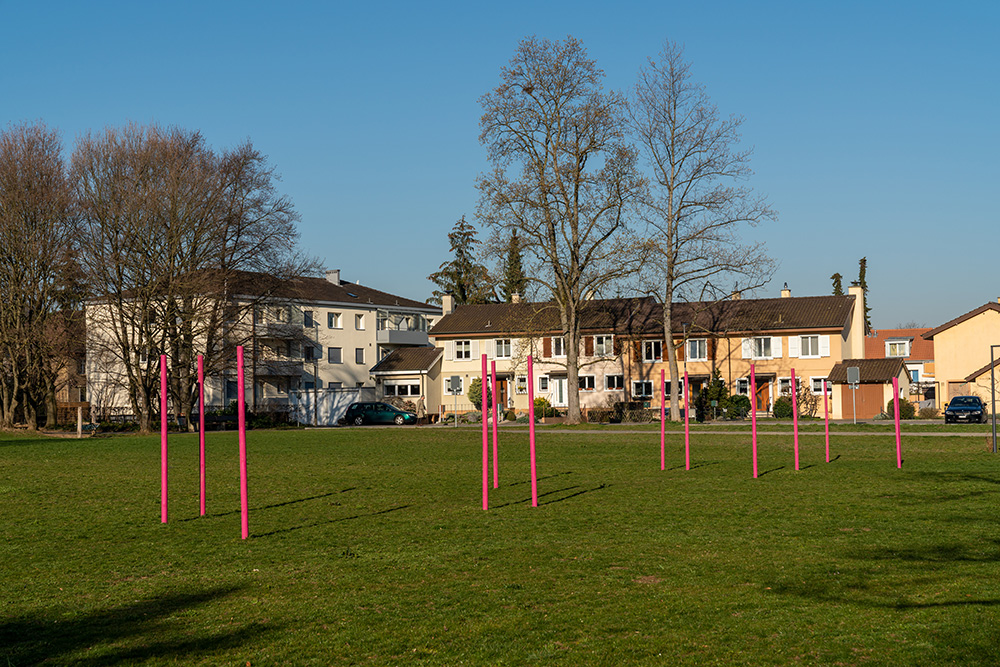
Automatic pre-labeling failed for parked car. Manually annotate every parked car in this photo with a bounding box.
[342,402,417,426]
[944,396,988,424]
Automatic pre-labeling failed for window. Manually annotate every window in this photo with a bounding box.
[552,337,566,357]
[736,378,750,396]
[76,357,86,375]
[455,340,472,360]
[355,348,365,364]
[579,375,596,391]
[328,312,342,329]
[911,368,920,382]
[687,338,707,361]
[355,314,365,330]
[800,335,820,358]
[385,382,420,397]
[304,310,314,327]
[446,377,464,394]
[643,340,662,362]
[327,347,342,364]
[515,376,527,394]
[886,340,910,357]
[779,377,803,395]
[810,377,832,395]
[752,337,772,359]
[633,381,653,398]
[304,346,317,361]
[538,376,549,392]
[594,335,613,356]
[328,381,343,389]
[605,374,624,391]
[495,339,512,358]
[663,377,685,397]
[304,381,315,390]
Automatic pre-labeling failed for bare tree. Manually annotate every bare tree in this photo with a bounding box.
[0,122,76,429]
[478,36,643,424]
[628,41,776,419]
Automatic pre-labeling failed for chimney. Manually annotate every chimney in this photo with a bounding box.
[325,269,341,285]
[442,293,455,316]
[511,292,522,304]
[847,285,865,358]
[781,282,791,298]
[730,290,742,301]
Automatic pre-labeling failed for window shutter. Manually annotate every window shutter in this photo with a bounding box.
[471,340,479,358]
[788,336,801,358]
[741,338,751,359]
[444,341,454,361]
[819,335,831,357]
[613,336,623,356]
[486,340,494,359]
[634,341,643,360]
[675,339,684,361]
[585,336,594,357]
[708,338,716,361]
[772,336,782,358]
[543,337,552,358]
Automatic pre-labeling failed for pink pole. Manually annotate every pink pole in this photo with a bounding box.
[791,367,799,471]
[684,370,690,471]
[491,360,498,489]
[751,364,758,479]
[160,355,168,523]
[237,346,249,539]
[893,377,902,468]
[660,369,665,470]
[198,354,206,516]
[528,354,537,507]
[481,354,488,510]
[823,379,830,463]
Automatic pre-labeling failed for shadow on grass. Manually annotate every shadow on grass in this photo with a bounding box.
[666,461,721,471]
[492,484,609,508]
[508,471,573,487]
[757,466,785,477]
[0,585,274,666]
[188,487,359,521]
[254,504,413,538]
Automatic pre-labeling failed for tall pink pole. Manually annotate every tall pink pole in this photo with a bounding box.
[893,377,902,468]
[237,346,249,539]
[751,364,758,479]
[160,355,168,523]
[198,354,206,516]
[491,360,498,489]
[684,370,690,471]
[481,354,488,510]
[528,354,537,507]
[791,367,799,471]
[660,369,665,470]
[823,379,830,463]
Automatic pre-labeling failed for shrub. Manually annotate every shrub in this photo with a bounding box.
[918,406,939,419]
[772,396,794,419]
[534,397,557,418]
[727,395,751,419]
[887,398,916,420]
[467,378,492,409]
[504,409,517,422]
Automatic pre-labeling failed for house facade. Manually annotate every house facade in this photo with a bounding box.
[922,300,1000,406]
[864,327,935,405]
[425,286,867,419]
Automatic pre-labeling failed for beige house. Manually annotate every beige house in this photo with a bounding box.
[827,358,911,420]
[426,285,868,419]
[922,301,1000,406]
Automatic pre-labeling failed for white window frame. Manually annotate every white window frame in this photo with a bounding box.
[687,338,708,361]
[328,312,342,329]
[778,376,803,395]
[663,377,685,398]
[495,339,512,359]
[327,347,342,364]
[594,335,613,356]
[515,376,527,394]
[799,335,820,359]
[643,340,662,363]
[632,381,653,398]
[605,374,624,391]
[355,313,365,330]
[886,340,910,357]
[810,377,832,396]
[538,375,550,393]
[579,375,596,391]
[736,378,750,396]
[552,337,566,357]
[751,337,773,360]
[455,340,472,360]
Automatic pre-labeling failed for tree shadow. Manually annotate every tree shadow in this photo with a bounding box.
[492,484,609,508]
[0,585,275,666]
[189,487,358,521]
[539,483,609,506]
[254,504,413,538]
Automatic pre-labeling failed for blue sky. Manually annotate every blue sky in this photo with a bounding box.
[2,1,997,329]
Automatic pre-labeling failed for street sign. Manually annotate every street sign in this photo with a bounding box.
[847,366,860,424]
[847,366,860,385]
[449,376,462,394]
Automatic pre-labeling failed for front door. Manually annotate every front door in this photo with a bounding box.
[552,378,568,407]
[755,381,770,413]
[495,378,509,411]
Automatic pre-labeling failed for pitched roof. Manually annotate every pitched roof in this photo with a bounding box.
[229,271,436,311]
[370,347,443,374]
[430,294,856,338]
[923,303,1000,340]
[964,358,1000,383]
[827,358,907,384]
[864,328,935,360]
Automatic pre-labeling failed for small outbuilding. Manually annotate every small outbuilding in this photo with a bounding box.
[827,358,911,420]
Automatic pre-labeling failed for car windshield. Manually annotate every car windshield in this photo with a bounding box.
[951,397,979,407]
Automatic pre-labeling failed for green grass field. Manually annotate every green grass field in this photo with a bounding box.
[2,425,1000,665]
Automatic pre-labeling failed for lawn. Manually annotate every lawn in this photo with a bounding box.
[2,425,999,665]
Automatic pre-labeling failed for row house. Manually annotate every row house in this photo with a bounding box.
[390,285,869,419]
[86,269,439,416]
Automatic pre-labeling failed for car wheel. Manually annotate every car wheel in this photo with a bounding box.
[354,415,364,426]
[394,415,405,425]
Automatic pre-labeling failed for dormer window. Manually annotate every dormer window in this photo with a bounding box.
[886,340,911,357]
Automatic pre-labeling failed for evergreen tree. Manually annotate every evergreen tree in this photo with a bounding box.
[427,216,493,306]
[830,273,843,296]
[499,231,528,302]
[856,257,871,333]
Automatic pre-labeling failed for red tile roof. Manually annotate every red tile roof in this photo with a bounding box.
[864,328,934,361]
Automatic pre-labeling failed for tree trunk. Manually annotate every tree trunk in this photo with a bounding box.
[664,298,681,421]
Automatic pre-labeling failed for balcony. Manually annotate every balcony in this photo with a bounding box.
[256,359,304,377]
[376,328,429,346]
[256,322,302,339]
